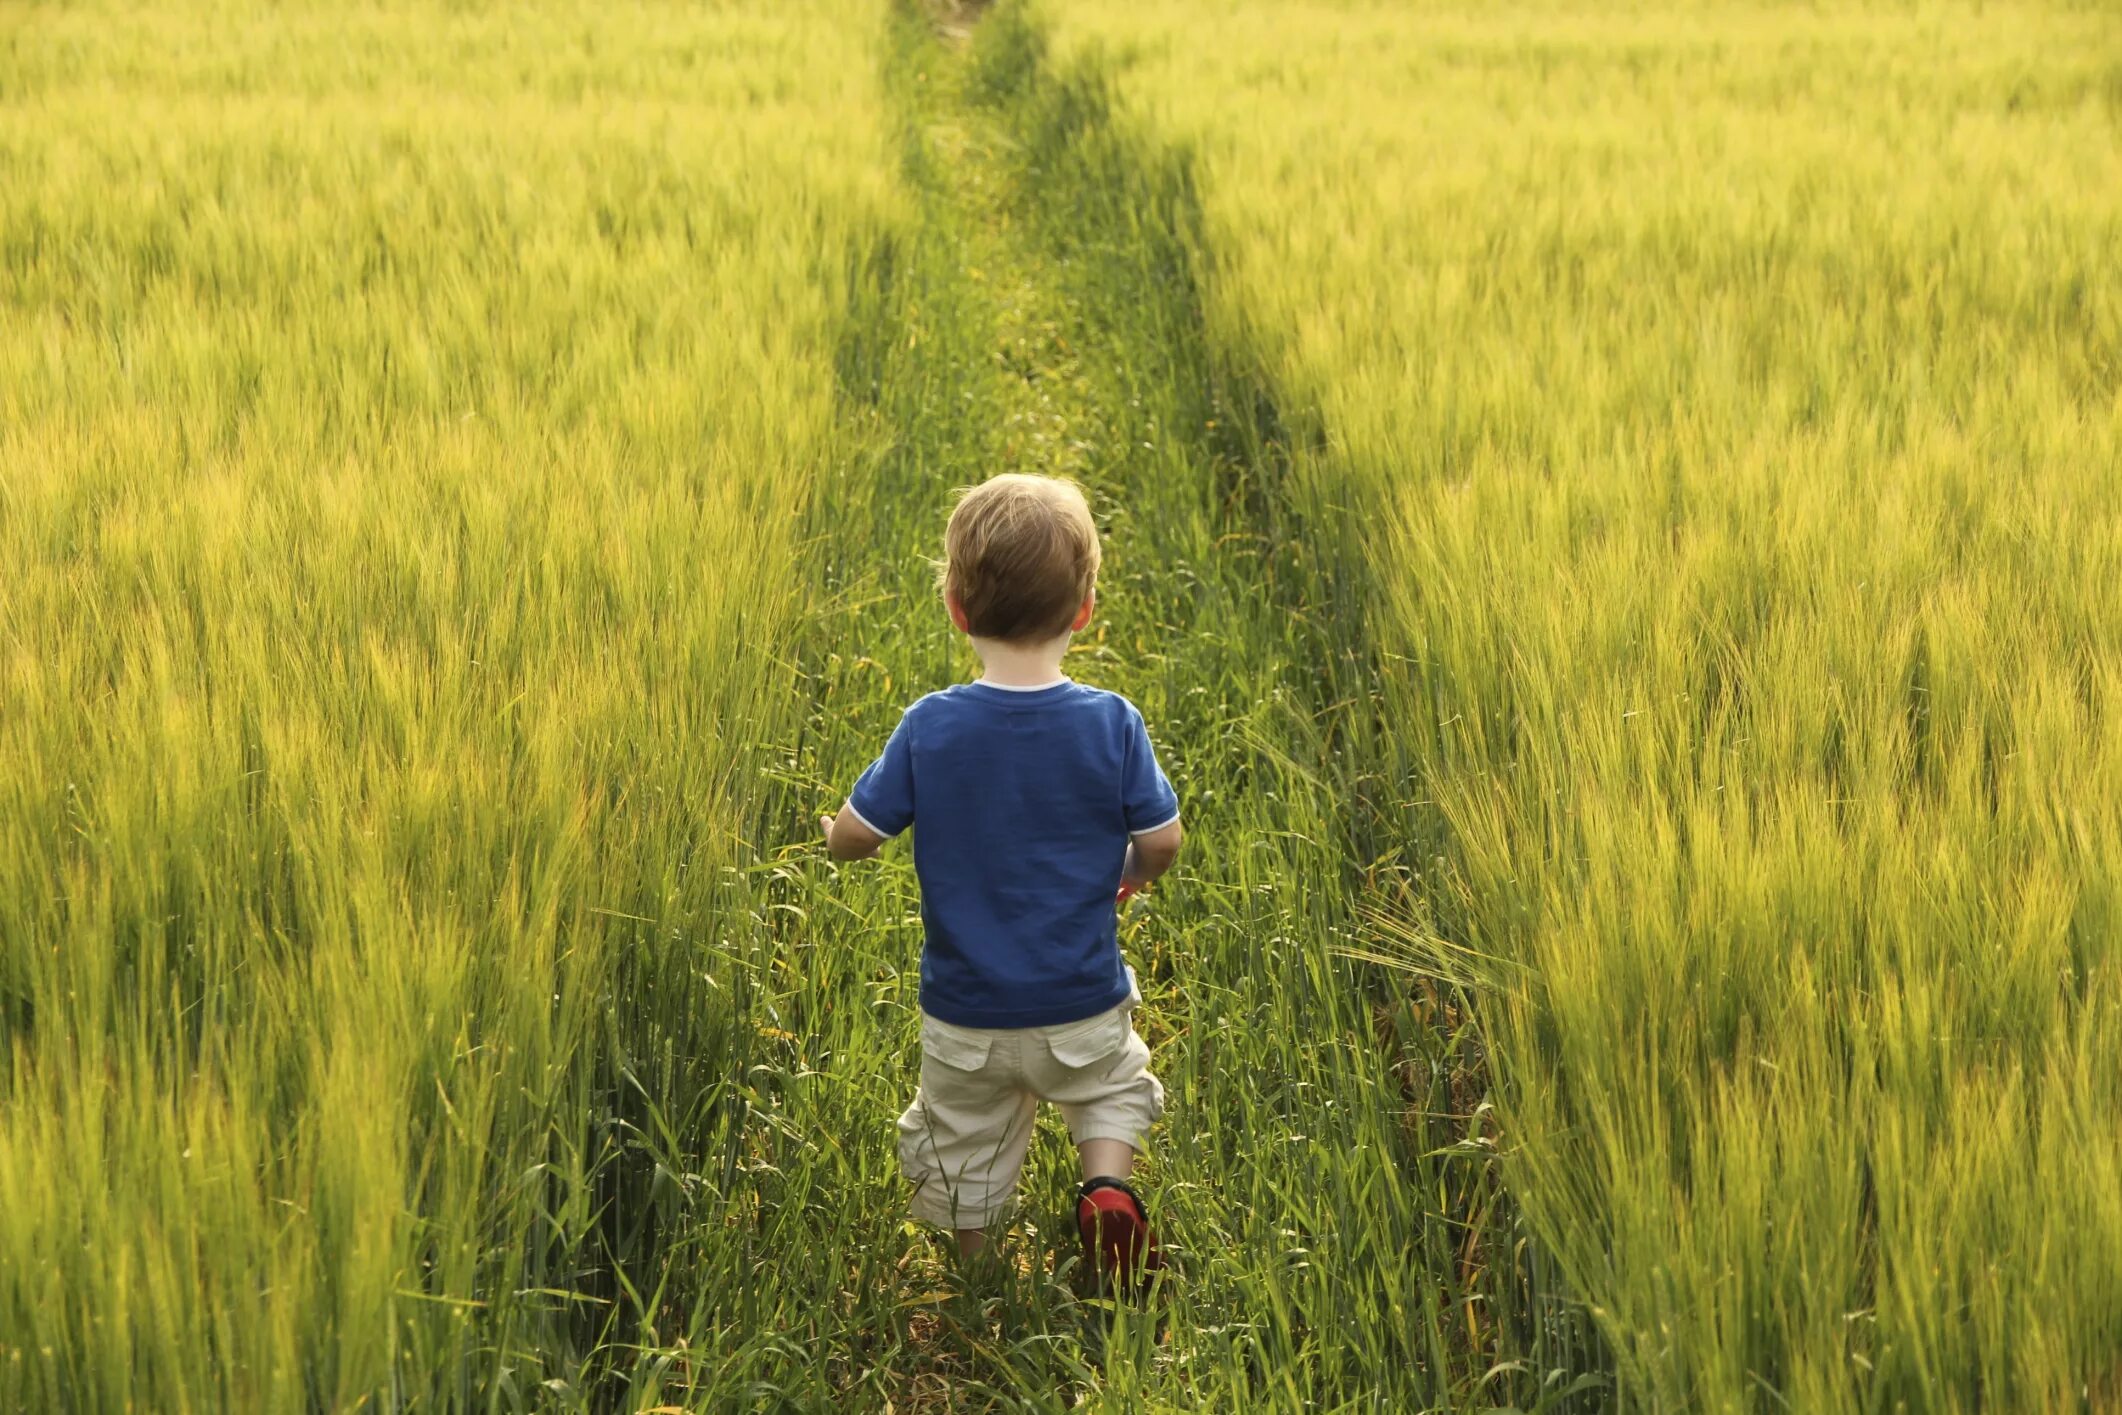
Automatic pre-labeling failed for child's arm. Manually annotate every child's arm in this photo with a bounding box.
[820,804,888,862]
[1118,705,1182,901]
[1121,819,1183,889]
[826,708,916,862]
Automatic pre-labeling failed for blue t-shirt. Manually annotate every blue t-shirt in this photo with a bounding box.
[846,679,1181,1028]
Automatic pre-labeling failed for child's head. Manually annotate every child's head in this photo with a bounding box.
[941,474,1101,643]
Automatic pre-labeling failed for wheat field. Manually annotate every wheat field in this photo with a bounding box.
[1046,0,2122,1406]
[2,1,894,1404]
[4,0,2118,1409]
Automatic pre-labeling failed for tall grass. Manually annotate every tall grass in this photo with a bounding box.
[5,0,1499,1405]
[622,13,1522,1404]
[14,0,2116,1406]
[0,1,892,1404]
[1041,0,2122,1405]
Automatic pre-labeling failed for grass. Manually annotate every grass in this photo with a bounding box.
[7,0,2116,1408]
[1041,0,2122,1407]
[1,0,894,1405]
[631,11,1559,1406]
[4,0,1540,1407]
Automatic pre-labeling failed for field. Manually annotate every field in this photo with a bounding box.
[1041,1,2122,1405]
[4,0,2119,1410]
[2,1,895,1404]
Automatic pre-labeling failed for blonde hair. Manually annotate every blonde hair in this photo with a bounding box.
[940,474,1101,642]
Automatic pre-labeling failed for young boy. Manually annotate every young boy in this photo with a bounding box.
[819,473,1184,1286]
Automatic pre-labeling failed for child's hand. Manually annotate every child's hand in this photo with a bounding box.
[1116,880,1144,906]
[820,804,886,861]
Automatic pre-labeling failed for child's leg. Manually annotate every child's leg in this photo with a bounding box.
[1040,1006,1163,1173]
[1033,1001,1166,1286]
[896,1022,1036,1257]
[1078,1136,1134,1183]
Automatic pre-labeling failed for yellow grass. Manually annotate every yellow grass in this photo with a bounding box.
[10,0,2120,1404]
[0,1,892,1404]
[1044,0,2122,1405]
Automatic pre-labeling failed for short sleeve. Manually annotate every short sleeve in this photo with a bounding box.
[846,711,916,838]
[1121,706,1181,836]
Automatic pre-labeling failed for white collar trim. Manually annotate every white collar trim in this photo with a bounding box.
[976,677,1070,692]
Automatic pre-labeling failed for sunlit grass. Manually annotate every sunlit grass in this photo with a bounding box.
[13,0,2114,1407]
[0,1,893,1405]
[1044,0,2122,1404]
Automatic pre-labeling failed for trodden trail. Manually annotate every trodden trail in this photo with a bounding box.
[632,8,1601,1408]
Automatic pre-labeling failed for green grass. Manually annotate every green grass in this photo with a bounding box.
[635,12,1569,1406]
[9,0,2117,1408]
[0,0,894,1405]
[1044,0,2122,1407]
[4,1,1553,1407]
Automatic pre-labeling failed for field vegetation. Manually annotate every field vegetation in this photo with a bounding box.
[5,0,2119,1409]
[1044,0,2122,1406]
[4,0,1487,1406]
[1,1,893,1404]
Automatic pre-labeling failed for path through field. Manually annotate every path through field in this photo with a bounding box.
[705,13,1594,1408]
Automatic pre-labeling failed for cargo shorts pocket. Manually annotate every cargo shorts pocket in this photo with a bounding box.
[920,1015,994,1072]
[1043,1006,1130,1070]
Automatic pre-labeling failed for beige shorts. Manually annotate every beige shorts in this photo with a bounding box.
[896,977,1164,1230]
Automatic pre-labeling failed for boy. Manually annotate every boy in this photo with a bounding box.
[819,473,1183,1287]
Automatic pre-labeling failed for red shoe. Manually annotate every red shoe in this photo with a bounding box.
[1076,1177,1164,1291]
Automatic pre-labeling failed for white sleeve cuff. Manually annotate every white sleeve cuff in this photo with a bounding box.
[842,799,900,839]
[1129,812,1181,838]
